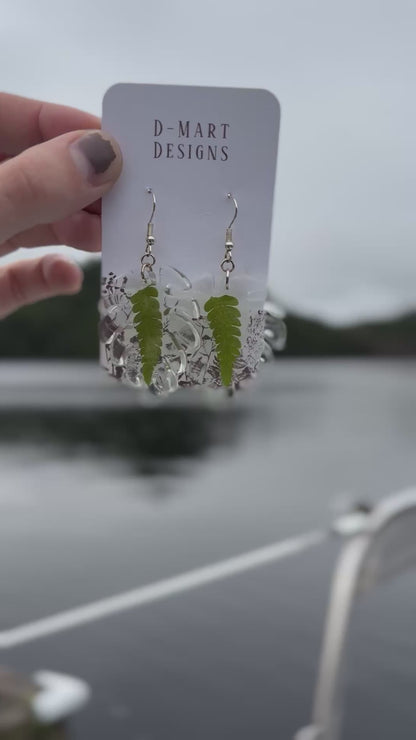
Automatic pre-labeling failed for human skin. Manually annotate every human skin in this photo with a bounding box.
[0,93,123,318]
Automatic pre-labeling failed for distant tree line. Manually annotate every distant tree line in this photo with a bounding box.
[0,261,414,358]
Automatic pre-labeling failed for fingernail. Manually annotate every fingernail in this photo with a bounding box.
[42,255,84,293]
[70,131,122,186]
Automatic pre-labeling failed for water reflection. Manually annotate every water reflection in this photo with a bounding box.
[0,362,416,740]
[0,405,252,477]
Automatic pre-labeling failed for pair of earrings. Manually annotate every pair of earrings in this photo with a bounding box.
[129,188,242,388]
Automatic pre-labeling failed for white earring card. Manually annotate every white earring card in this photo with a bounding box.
[101,83,281,394]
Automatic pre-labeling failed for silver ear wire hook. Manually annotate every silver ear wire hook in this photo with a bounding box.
[141,188,157,280]
[227,192,238,229]
[147,187,156,224]
[221,193,238,289]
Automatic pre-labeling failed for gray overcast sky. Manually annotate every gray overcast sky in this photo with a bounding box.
[1,0,415,323]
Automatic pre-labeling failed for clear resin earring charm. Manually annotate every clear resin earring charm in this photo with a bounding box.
[203,194,242,388]
[99,190,286,396]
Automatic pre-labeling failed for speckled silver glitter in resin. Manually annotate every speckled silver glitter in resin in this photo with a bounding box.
[99,267,286,396]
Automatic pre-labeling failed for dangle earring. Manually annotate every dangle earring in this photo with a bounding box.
[204,194,242,388]
[128,188,163,386]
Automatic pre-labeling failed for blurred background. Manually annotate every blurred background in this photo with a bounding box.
[0,1,415,739]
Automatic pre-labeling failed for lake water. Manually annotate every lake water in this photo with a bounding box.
[0,359,415,739]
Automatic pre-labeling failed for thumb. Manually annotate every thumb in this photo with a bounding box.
[0,130,122,244]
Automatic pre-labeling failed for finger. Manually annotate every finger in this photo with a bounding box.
[0,129,122,244]
[85,198,101,216]
[0,92,100,155]
[0,211,101,255]
[0,254,83,319]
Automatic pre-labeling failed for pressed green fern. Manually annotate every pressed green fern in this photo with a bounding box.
[130,285,162,385]
[204,294,242,386]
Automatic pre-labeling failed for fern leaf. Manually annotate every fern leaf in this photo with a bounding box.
[204,294,242,386]
[130,285,162,385]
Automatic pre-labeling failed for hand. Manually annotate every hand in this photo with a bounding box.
[0,92,123,318]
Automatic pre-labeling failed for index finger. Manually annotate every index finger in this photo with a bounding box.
[0,92,100,156]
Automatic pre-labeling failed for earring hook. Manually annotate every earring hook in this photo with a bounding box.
[221,193,238,290]
[227,193,238,229]
[141,188,156,280]
[147,187,156,224]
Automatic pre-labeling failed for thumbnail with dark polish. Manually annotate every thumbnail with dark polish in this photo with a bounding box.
[77,133,117,175]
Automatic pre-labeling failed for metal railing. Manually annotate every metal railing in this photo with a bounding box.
[295,488,416,740]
